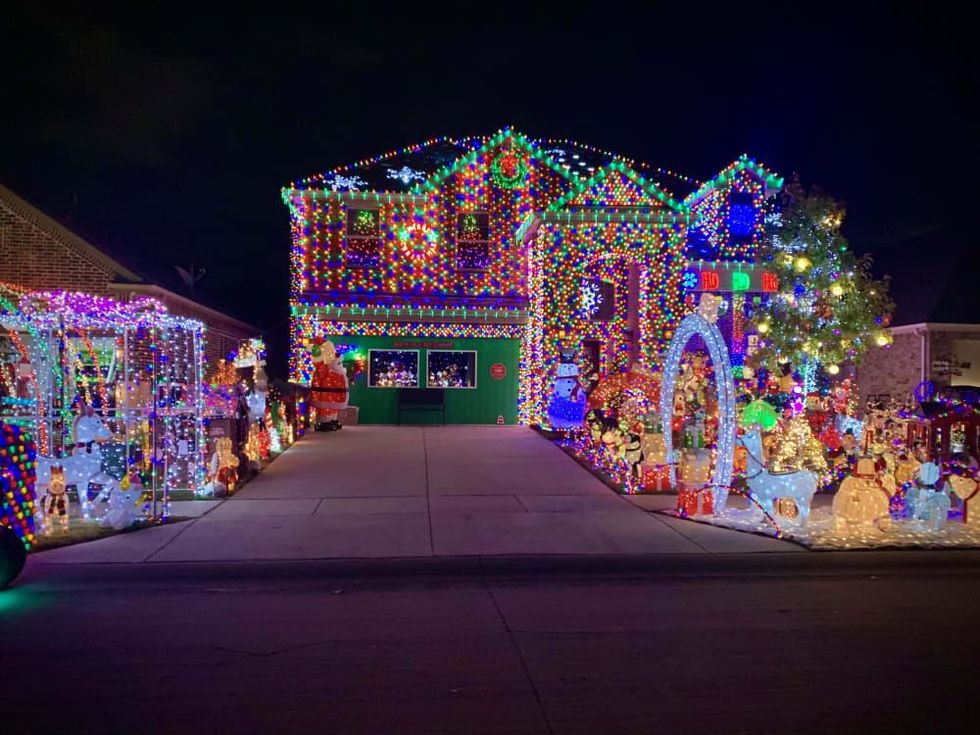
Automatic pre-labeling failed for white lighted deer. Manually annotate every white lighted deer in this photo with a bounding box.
[36,406,118,519]
[740,426,818,525]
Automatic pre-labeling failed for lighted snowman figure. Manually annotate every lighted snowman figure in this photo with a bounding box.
[546,342,587,430]
[832,457,892,529]
[907,456,950,531]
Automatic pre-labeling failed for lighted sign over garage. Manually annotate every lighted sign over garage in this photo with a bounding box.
[682,262,778,293]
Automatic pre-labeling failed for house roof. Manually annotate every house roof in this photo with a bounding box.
[0,181,144,283]
[285,128,705,200]
[1,181,259,332]
[684,155,784,207]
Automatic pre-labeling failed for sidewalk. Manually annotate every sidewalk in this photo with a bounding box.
[28,426,800,566]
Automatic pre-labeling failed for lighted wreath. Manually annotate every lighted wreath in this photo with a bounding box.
[491,150,529,190]
[397,222,439,260]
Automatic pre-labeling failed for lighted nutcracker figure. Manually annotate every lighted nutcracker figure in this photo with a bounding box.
[15,355,33,399]
[309,338,349,431]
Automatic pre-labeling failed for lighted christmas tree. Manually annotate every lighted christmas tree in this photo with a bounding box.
[769,415,828,475]
[750,180,894,378]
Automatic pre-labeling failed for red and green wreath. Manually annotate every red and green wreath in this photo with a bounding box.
[491,150,529,190]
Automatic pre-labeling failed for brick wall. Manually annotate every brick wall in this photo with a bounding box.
[854,331,923,406]
[0,202,115,294]
[1,198,255,366]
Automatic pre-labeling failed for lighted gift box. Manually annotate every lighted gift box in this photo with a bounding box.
[679,449,711,484]
[641,464,671,492]
[677,485,714,516]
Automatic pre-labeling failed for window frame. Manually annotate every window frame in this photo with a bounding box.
[367,349,420,389]
[345,206,382,269]
[425,349,479,390]
[455,210,491,272]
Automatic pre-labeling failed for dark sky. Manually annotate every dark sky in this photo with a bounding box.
[2,3,975,370]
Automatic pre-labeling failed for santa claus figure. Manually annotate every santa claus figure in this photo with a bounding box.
[309,338,349,431]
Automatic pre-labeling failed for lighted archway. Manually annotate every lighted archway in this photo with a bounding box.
[659,312,737,508]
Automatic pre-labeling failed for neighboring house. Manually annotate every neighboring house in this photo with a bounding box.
[0,182,258,363]
[856,323,980,406]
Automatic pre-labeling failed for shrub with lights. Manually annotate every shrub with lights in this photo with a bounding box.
[0,421,37,586]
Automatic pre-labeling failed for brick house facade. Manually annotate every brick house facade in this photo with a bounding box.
[855,323,980,407]
[0,182,257,362]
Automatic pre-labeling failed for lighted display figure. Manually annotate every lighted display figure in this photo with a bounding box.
[309,338,349,430]
[205,437,239,497]
[740,425,818,525]
[100,474,143,531]
[660,312,737,508]
[832,457,892,529]
[907,457,950,531]
[40,466,69,535]
[546,343,587,430]
[37,401,118,519]
[949,469,980,527]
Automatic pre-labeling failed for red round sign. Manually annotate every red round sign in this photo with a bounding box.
[489,363,507,380]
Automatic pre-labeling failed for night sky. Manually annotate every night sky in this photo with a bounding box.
[2,4,974,375]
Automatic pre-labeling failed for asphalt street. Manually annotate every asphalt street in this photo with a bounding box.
[4,552,979,735]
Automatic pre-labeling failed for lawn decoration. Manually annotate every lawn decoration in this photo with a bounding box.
[660,310,737,510]
[36,403,117,519]
[740,426,818,526]
[906,459,950,531]
[832,457,891,529]
[546,342,587,430]
[207,437,240,497]
[100,473,143,530]
[40,466,70,535]
[309,338,349,430]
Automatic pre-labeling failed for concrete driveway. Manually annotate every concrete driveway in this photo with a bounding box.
[29,426,798,564]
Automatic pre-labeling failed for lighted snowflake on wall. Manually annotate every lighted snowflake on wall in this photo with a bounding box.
[580,279,604,317]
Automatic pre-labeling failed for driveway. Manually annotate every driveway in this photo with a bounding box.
[29,426,798,565]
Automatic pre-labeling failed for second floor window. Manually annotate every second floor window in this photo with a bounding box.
[347,208,380,267]
[456,211,489,271]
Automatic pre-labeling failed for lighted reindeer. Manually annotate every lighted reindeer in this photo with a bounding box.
[36,402,118,519]
[740,426,818,525]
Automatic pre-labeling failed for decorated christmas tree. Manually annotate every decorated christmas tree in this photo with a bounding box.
[750,180,894,380]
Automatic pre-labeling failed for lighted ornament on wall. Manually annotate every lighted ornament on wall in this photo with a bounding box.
[491,149,529,189]
[397,221,440,260]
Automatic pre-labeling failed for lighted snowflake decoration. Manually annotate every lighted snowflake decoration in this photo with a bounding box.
[681,271,699,290]
[387,166,427,186]
[579,279,604,317]
[324,173,368,191]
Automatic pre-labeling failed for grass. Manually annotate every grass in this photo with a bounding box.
[31,518,190,553]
